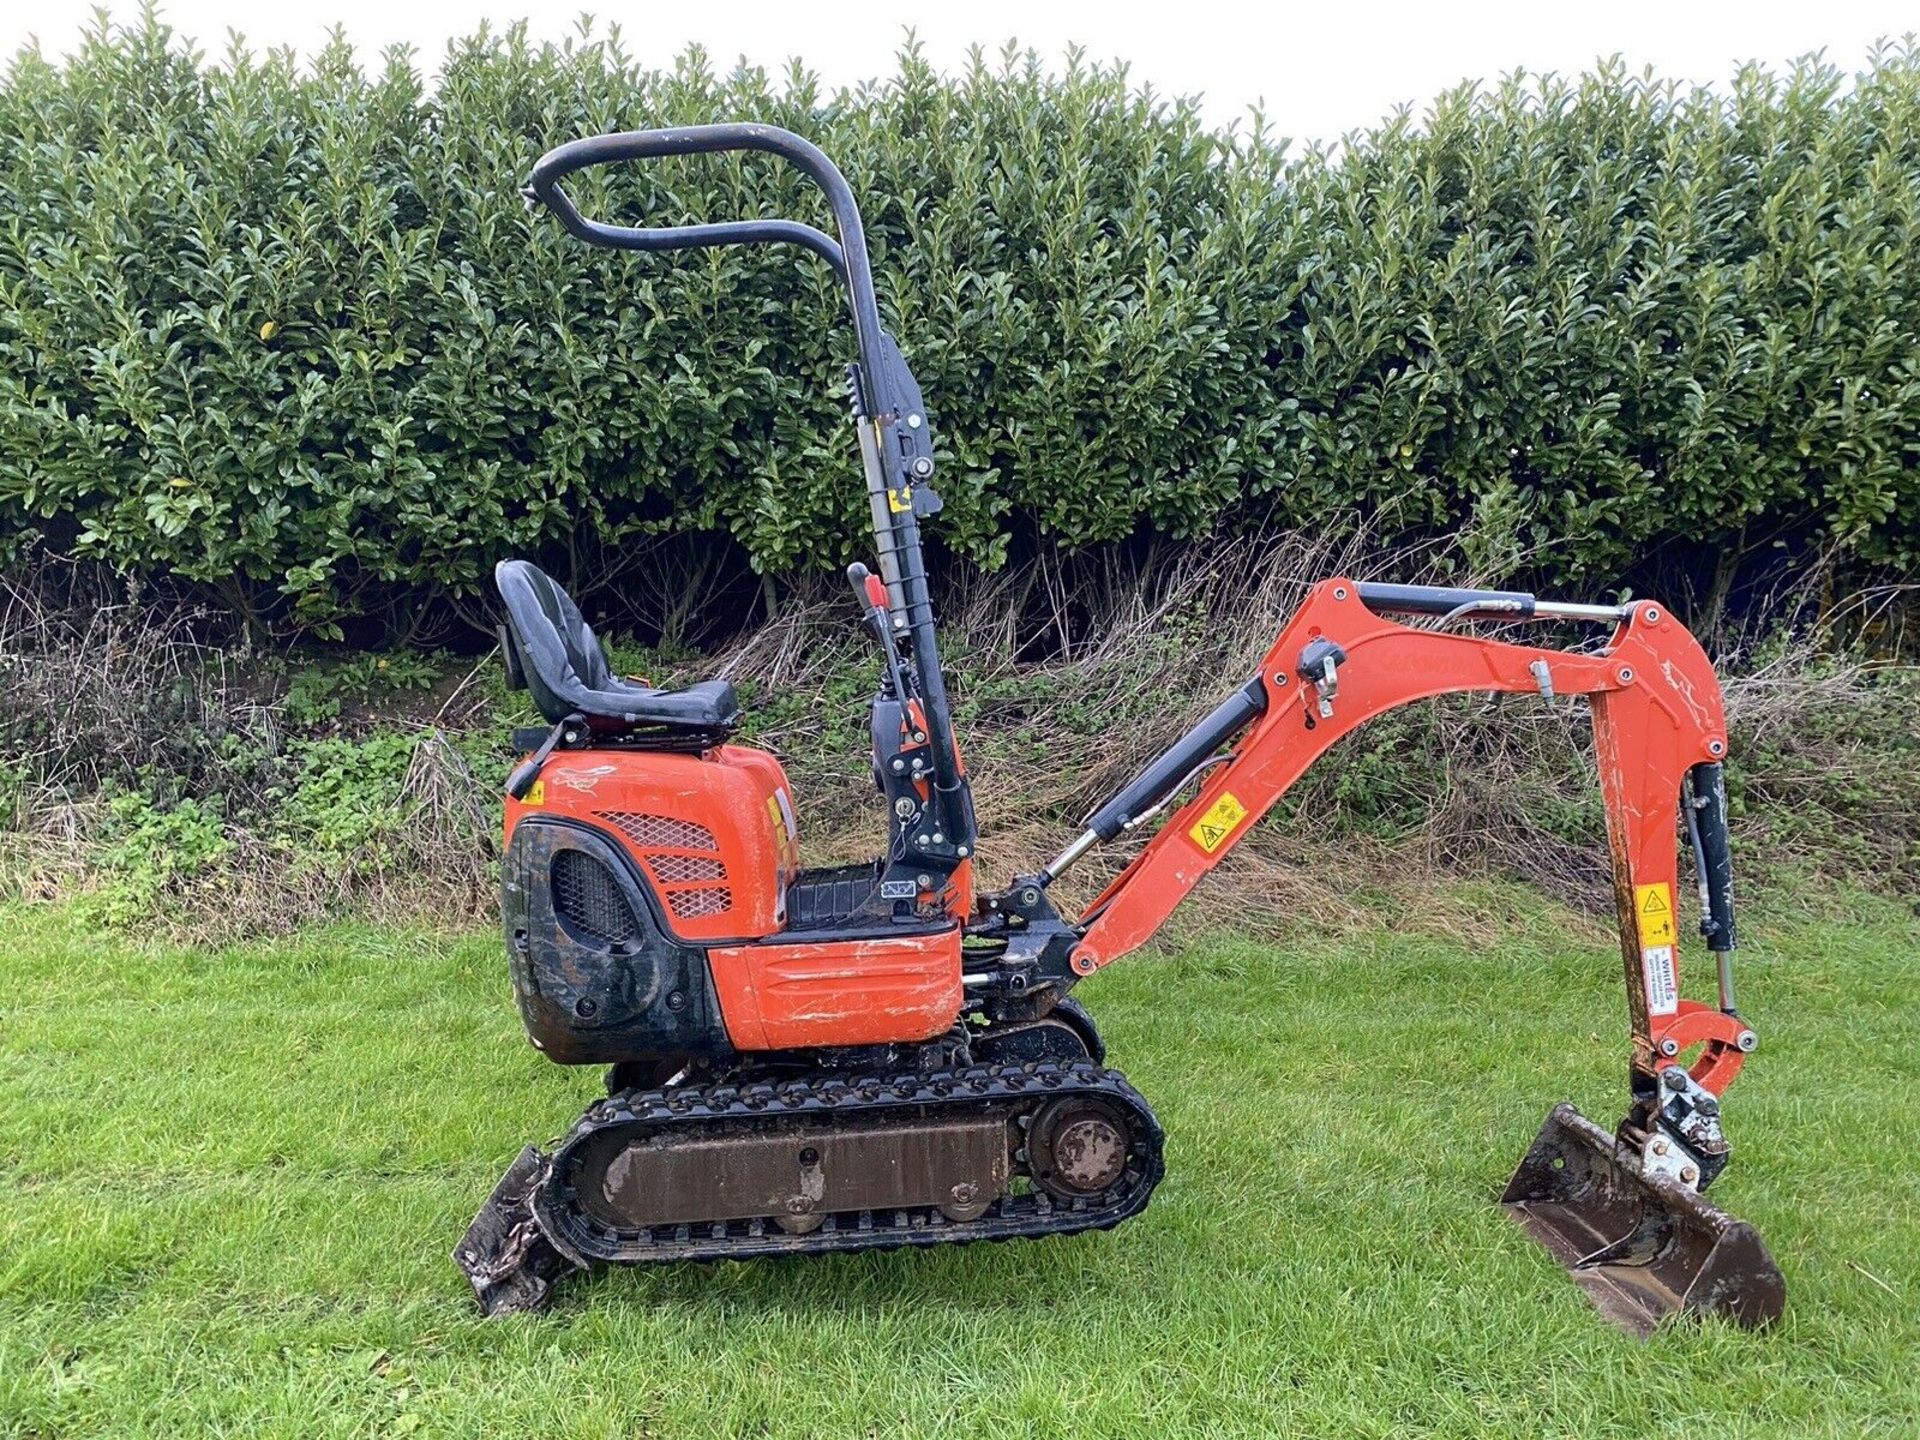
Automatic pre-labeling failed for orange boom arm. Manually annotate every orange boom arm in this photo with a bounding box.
[1068,579,1754,1098]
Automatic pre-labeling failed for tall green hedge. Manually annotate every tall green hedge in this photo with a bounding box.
[1,19,1916,629]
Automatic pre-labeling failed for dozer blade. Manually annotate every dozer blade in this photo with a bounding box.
[1501,1102,1785,1336]
[454,1145,580,1317]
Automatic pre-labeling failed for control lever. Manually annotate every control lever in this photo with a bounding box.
[848,562,909,699]
[846,562,892,632]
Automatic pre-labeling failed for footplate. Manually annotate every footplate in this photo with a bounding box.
[1501,1102,1785,1335]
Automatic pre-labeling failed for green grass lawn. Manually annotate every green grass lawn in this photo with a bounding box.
[1,888,1915,1438]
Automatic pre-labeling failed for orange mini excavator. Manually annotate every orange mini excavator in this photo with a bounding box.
[458,124,1784,1334]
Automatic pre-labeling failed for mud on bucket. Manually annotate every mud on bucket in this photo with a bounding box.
[1501,1102,1785,1337]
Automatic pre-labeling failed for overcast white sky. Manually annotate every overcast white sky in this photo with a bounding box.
[4,1,1914,139]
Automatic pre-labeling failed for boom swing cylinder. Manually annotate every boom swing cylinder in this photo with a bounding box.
[456,123,1783,1334]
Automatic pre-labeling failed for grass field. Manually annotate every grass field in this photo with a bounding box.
[1,888,1915,1438]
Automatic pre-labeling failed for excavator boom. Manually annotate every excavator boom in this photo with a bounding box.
[1046,579,1782,1331]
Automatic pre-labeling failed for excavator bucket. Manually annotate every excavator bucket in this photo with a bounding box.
[1501,1103,1785,1336]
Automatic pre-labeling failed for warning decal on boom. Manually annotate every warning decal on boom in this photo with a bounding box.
[1635,883,1675,947]
[1188,792,1248,854]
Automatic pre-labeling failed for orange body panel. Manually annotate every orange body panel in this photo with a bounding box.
[707,928,964,1051]
[505,744,800,943]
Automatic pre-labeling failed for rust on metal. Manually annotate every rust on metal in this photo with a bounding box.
[579,1116,1011,1231]
[1029,1097,1131,1199]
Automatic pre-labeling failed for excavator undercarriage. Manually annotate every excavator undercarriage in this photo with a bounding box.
[462,1059,1163,1316]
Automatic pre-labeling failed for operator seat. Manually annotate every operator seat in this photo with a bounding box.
[494,560,741,737]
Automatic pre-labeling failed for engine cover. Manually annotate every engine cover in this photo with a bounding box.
[508,744,799,943]
[500,817,732,1065]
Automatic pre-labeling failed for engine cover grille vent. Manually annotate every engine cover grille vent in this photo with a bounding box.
[597,812,716,850]
[649,854,727,884]
[596,811,734,924]
[667,887,734,919]
[550,848,639,945]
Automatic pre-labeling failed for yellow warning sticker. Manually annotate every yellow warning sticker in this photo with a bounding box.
[523,779,545,807]
[1188,792,1248,854]
[887,486,913,513]
[1635,882,1675,947]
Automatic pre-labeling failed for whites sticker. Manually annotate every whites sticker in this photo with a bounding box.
[1643,945,1678,1016]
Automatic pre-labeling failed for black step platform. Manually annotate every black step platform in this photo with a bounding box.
[785,863,884,931]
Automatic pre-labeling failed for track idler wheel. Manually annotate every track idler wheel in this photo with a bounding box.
[1028,1097,1132,1200]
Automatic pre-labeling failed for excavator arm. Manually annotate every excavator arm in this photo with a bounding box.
[1033,578,1783,1332]
[1067,578,1756,1100]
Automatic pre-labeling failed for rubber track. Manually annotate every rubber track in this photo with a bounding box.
[535,1060,1165,1268]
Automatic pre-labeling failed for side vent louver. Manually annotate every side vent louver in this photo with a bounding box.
[550,849,639,945]
[597,811,735,924]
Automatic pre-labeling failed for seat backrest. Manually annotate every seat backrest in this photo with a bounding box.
[495,560,615,723]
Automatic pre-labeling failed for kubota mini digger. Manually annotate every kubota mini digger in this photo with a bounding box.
[458,124,1785,1334]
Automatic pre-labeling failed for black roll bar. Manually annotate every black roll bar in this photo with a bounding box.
[522,124,895,413]
[522,123,977,859]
